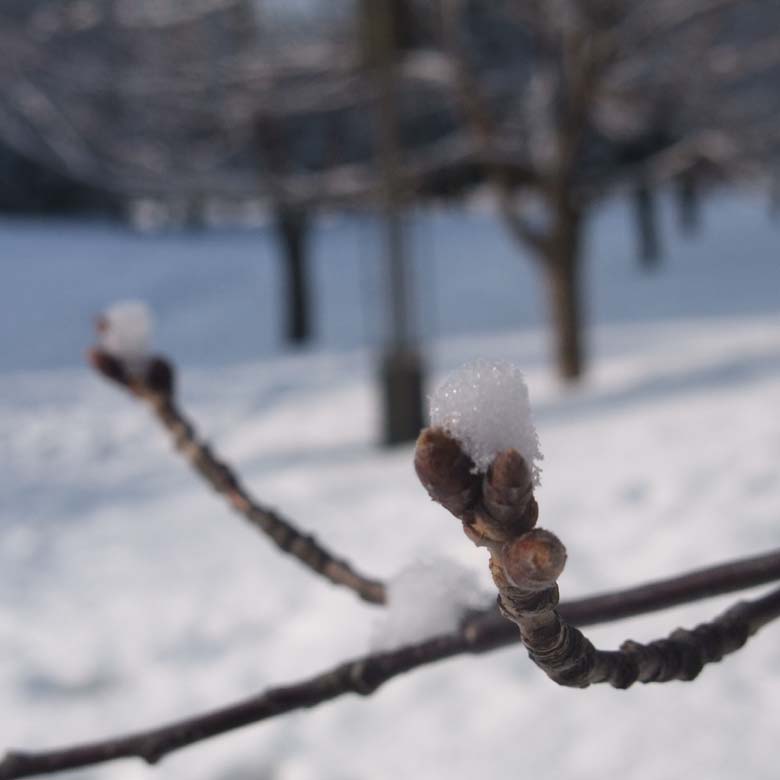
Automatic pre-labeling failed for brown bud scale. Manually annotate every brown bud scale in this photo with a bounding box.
[145,357,175,398]
[499,529,567,591]
[482,449,537,535]
[87,348,130,387]
[414,427,480,519]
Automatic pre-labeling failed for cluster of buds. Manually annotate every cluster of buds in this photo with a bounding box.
[88,312,175,400]
[414,427,566,594]
[88,347,175,400]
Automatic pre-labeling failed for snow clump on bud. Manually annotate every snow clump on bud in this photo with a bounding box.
[97,300,153,374]
[429,358,542,483]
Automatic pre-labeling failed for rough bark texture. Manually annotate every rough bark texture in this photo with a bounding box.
[495,561,764,688]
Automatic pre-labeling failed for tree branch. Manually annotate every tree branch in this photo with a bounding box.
[88,349,386,605]
[494,542,774,687]
[414,427,780,688]
[4,544,780,779]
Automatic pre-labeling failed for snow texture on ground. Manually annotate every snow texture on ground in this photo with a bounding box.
[1,190,780,780]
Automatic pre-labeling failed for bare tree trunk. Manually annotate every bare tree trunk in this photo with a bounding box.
[274,207,311,345]
[676,169,700,235]
[633,181,661,270]
[380,349,424,444]
[363,0,425,445]
[543,208,584,381]
[769,169,780,220]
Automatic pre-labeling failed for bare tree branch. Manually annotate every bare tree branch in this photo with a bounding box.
[414,427,780,688]
[558,546,780,624]
[493,534,774,687]
[4,541,780,779]
[88,348,386,605]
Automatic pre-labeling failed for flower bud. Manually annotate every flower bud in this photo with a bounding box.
[145,357,175,398]
[499,529,567,591]
[414,427,480,519]
[87,348,130,387]
[483,449,537,535]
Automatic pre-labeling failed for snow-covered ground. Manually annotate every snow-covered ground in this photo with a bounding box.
[1,191,780,780]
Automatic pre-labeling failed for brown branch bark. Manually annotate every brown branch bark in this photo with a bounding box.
[88,349,386,605]
[495,548,772,688]
[414,427,780,688]
[558,546,780,625]
[4,549,780,779]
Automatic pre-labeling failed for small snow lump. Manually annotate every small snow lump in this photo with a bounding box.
[98,300,153,372]
[371,559,490,651]
[429,358,542,482]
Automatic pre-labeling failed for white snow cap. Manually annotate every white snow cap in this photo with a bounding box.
[429,358,542,482]
[371,559,490,651]
[98,300,153,371]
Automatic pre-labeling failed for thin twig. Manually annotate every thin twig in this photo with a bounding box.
[414,427,780,688]
[88,349,386,605]
[4,549,780,779]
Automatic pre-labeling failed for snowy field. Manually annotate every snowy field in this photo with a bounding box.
[2,191,780,780]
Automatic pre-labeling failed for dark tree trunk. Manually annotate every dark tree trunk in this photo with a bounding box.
[365,0,426,446]
[274,207,311,345]
[769,171,780,220]
[633,181,661,271]
[676,169,700,236]
[544,208,584,382]
[379,209,424,446]
[380,349,425,445]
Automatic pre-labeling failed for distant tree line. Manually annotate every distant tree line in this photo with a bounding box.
[0,140,116,215]
[2,0,780,409]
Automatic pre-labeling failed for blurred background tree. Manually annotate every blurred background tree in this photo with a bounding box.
[440,0,780,378]
[1,0,779,422]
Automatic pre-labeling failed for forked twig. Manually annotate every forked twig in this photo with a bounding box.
[88,349,386,605]
[415,427,780,687]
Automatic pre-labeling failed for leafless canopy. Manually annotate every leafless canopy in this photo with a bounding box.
[3,0,780,210]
